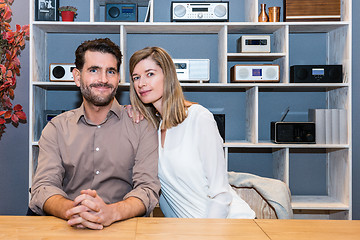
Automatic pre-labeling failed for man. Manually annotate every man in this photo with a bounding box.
[28,38,160,230]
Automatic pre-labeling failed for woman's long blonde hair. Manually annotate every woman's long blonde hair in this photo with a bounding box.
[129,47,187,129]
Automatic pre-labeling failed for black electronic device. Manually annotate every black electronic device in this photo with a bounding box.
[290,65,342,83]
[105,3,137,22]
[213,114,225,142]
[271,122,315,143]
[43,110,65,129]
[270,107,315,143]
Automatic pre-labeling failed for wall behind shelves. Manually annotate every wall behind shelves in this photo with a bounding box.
[351,0,360,220]
[0,0,359,219]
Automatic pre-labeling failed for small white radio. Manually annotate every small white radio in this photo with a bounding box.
[238,35,271,53]
[230,64,280,82]
[171,1,229,22]
[173,59,210,82]
[50,63,75,81]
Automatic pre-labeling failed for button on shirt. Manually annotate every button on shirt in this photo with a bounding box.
[29,100,160,216]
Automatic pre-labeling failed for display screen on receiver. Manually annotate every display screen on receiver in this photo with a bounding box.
[246,39,267,45]
[122,7,135,13]
[253,69,262,76]
[312,68,324,76]
[175,63,186,69]
[193,8,208,12]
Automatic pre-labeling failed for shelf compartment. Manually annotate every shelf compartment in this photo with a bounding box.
[287,22,350,33]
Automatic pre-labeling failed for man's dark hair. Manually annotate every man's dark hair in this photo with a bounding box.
[75,38,122,71]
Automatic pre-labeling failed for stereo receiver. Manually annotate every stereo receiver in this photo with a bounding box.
[171,1,229,22]
[271,122,316,144]
[290,65,342,83]
[230,64,279,82]
[238,35,271,53]
[105,3,137,22]
[173,59,210,82]
[50,63,75,82]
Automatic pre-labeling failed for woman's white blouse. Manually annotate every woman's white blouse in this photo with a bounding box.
[158,104,255,218]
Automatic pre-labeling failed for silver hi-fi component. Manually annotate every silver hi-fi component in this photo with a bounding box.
[171,1,229,22]
[49,63,75,81]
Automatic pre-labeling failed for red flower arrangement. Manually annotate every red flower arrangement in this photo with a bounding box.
[0,0,29,138]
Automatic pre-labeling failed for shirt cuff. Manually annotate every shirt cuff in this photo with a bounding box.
[29,186,68,215]
[124,188,158,216]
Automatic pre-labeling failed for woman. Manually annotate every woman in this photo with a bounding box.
[129,46,255,218]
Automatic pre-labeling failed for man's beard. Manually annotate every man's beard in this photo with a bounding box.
[80,79,118,106]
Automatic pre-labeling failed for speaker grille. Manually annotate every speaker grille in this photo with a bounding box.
[265,68,277,80]
[236,67,250,79]
[174,5,186,17]
[188,60,209,80]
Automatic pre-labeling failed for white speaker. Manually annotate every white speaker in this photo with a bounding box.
[49,63,75,81]
[230,64,280,82]
[173,59,210,82]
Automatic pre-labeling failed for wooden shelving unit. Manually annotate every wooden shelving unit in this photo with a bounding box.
[29,0,352,219]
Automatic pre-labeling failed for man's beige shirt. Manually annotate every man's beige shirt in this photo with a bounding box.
[29,100,160,216]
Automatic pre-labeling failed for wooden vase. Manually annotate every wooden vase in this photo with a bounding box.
[258,4,269,22]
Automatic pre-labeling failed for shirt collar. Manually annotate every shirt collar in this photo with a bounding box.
[74,99,123,124]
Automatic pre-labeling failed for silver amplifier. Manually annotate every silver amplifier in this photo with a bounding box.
[173,59,210,82]
[238,35,271,53]
[171,1,229,22]
[231,64,280,82]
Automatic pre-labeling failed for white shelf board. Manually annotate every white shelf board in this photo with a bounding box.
[227,53,286,61]
[96,0,149,7]
[123,22,224,33]
[227,22,285,34]
[32,22,122,33]
[32,21,351,34]
[292,195,349,210]
[224,140,349,149]
[287,21,351,33]
[31,81,349,91]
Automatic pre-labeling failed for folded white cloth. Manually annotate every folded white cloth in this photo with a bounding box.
[228,171,293,219]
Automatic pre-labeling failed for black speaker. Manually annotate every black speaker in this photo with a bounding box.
[290,65,342,83]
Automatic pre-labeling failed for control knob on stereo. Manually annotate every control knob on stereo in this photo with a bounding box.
[197,13,203,18]
[214,5,227,18]
[174,5,186,18]
[108,7,120,18]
